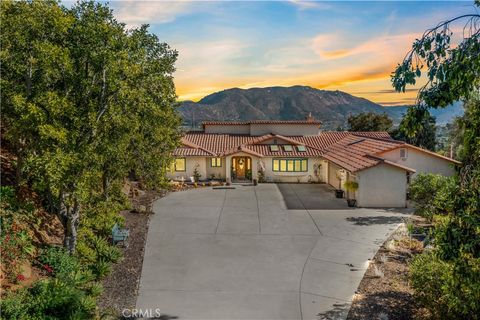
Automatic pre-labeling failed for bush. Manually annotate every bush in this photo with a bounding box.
[0,191,36,282]
[408,173,456,221]
[38,246,80,279]
[410,251,480,319]
[0,279,98,319]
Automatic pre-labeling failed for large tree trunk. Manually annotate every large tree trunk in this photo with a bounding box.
[59,191,80,254]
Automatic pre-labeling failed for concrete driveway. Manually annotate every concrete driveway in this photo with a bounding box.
[137,184,409,320]
[277,184,349,210]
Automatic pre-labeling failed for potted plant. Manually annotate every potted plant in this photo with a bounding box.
[344,180,359,207]
[335,170,344,198]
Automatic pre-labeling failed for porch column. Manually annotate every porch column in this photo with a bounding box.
[225,156,232,183]
[251,157,258,180]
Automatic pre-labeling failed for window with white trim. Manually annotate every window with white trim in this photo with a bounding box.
[210,157,222,167]
[400,148,408,159]
[272,159,308,172]
[174,158,186,171]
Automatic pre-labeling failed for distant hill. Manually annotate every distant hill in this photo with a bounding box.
[178,86,463,130]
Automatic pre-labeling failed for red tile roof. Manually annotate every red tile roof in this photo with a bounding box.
[175,129,457,173]
[321,135,404,172]
[172,147,213,157]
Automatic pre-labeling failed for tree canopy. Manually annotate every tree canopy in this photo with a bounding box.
[1,0,181,252]
[347,112,393,132]
[392,106,437,150]
[391,1,480,317]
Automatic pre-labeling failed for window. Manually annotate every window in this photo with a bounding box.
[270,145,279,152]
[296,145,306,152]
[211,157,222,167]
[272,158,308,172]
[273,159,279,171]
[283,145,293,152]
[174,158,186,171]
[400,148,408,159]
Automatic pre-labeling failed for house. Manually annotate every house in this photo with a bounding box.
[169,117,459,207]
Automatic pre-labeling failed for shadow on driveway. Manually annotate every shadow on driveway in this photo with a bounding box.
[276,183,349,210]
[346,216,406,226]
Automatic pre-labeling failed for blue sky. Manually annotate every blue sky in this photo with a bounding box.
[100,1,474,104]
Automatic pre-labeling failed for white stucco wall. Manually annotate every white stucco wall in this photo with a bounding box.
[204,125,250,134]
[167,157,207,181]
[356,163,407,208]
[205,157,226,180]
[328,162,345,190]
[250,124,319,136]
[261,157,323,183]
[380,147,456,178]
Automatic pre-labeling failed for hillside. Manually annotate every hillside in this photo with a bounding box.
[178,86,463,129]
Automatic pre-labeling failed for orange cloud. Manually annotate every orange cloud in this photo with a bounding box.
[312,33,420,61]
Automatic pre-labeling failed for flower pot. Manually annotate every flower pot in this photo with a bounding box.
[347,199,357,207]
[335,190,344,198]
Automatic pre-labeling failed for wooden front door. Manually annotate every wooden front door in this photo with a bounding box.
[235,157,246,179]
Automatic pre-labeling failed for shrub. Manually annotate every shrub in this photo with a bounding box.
[408,173,456,221]
[90,259,112,279]
[0,277,98,320]
[0,206,36,282]
[38,246,80,279]
[410,251,480,319]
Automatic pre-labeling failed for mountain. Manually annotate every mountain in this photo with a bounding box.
[178,86,463,130]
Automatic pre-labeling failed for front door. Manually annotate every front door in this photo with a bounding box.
[235,157,246,179]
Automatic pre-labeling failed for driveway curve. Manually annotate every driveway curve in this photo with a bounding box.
[137,184,409,320]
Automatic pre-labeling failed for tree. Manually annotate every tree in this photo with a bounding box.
[347,112,393,132]
[1,0,181,253]
[393,106,437,150]
[392,1,480,317]
[392,1,479,150]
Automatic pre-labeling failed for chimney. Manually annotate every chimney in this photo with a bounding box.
[306,112,315,122]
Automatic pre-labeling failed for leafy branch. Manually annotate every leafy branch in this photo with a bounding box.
[392,10,480,108]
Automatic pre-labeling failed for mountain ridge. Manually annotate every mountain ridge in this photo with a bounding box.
[178,86,462,129]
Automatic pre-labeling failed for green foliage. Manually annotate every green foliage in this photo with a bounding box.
[393,3,480,317]
[408,173,456,221]
[77,230,121,280]
[258,170,266,183]
[0,243,105,319]
[0,187,36,282]
[347,112,393,132]
[410,251,480,319]
[391,4,479,150]
[433,97,480,262]
[0,278,98,320]
[38,246,80,279]
[392,106,437,150]
[391,9,479,107]
[343,180,359,192]
[193,165,201,182]
[1,0,181,253]
[0,186,17,208]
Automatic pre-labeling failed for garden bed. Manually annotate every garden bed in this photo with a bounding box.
[97,188,165,315]
[346,216,430,320]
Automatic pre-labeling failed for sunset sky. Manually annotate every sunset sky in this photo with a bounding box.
[105,0,473,105]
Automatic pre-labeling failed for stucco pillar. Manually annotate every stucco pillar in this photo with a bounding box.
[225,156,232,183]
[251,157,258,180]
